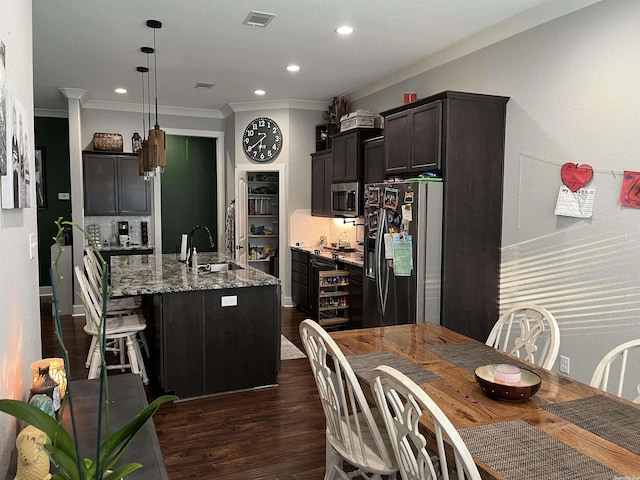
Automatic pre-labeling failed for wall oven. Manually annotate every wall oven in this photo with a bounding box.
[331,182,361,217]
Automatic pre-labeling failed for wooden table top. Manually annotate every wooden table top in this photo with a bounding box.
[330,322,640,479]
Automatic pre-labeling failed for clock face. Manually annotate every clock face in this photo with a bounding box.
[242,117,283,162]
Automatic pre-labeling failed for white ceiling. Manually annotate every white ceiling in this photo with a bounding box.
[32,0,599,113]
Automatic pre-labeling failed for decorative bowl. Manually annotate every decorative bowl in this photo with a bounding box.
[474,364,541,401]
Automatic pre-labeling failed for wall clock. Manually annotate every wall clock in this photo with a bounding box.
[242,117,283,162]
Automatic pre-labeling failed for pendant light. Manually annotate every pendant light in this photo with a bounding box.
[136,65,151,179]
[146,19,166,174]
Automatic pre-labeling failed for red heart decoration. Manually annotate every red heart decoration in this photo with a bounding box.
[561,163,593,192]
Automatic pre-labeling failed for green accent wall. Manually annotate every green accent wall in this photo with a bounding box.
[34,117,72,286]
[161,135,217,254]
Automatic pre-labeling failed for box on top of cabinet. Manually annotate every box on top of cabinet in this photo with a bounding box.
[340,110,375,131]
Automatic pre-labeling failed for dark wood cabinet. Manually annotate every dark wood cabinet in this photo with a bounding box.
[315,124,338,152]
[383,101,442,174]
[291,248,311,312]
[364,136,384,185]
[150,285,280,399]
[381,91,509,341]
[83,152,151,216]
[342,263,363,329]
[311,150,333,216]
[331,128,382,183]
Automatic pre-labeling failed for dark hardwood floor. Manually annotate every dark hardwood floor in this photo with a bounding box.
[41,299,327,479]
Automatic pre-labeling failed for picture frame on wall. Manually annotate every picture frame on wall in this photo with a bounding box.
[35,147,46,208]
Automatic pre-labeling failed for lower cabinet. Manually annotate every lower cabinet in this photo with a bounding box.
[342,263,363,329]
[291,249,311,312]
[150,285,281,399]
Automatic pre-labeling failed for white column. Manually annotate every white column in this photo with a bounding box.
[59,87,87,315]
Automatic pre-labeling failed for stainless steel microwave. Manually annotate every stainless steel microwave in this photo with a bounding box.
[331,182,361,217]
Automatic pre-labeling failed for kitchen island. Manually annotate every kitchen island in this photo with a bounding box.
[110,252,281,399]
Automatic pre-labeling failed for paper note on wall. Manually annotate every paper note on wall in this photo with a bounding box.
[554,186,595,218]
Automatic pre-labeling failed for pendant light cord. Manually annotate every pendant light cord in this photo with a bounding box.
[153,28,159,129]
[146,53,152,136]
[140,69,146,134]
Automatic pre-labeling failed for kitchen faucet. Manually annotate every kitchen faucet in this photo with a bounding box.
[188,225,215,268]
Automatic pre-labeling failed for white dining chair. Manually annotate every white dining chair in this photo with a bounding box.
[83,247,149,366]
[74,265,149,384]
[590,338,640,403]
[485,303,560,369]
[299,319,398,480]
[371,365,481,480]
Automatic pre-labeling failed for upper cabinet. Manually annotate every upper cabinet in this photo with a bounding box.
[363,136,384,185]
[331,128,382,183]
[383,101,442,174]
[311,150,333,216]
[83,152,151,216]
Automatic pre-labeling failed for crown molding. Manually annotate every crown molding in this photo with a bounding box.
[81,99,224,119]
[58,88,88,103]
[35,108,68,118]
[223,99,326,116]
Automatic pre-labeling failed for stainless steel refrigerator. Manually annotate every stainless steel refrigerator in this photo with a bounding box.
[363,180,443,328]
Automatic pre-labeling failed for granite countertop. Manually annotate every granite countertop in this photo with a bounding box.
[110,252,280,296]
[290,245,364,268]
[99,244,154,252]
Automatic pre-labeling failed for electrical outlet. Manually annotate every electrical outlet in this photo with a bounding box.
[560,355,570,374]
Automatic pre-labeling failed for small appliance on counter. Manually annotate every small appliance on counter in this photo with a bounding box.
[118,221,129,245]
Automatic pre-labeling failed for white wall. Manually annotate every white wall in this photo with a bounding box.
[0,0,40,475]
[229,103,325,304]
[351,0,640,394]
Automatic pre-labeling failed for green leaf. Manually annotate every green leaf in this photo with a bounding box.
[98,395,177,467]
[102,463,143,479]
[0,400,78,462]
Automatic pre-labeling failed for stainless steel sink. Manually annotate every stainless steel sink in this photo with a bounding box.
[200,262,243,272]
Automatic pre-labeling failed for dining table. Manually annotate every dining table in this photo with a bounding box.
[330,322,640,480]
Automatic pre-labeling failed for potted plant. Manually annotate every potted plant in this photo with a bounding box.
[0,218,177,479]
[324,96,349,131]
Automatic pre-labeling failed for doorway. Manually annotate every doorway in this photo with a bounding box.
[161,135,217,254]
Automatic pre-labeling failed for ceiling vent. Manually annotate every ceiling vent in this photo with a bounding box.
[194,82,214,90]
[242,10,276,28]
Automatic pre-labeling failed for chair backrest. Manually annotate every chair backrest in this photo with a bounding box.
[298,319,395,472]
[74,265,103,335]
[485,303,560,369]
[371,365,481,480]
[590,339,640,403]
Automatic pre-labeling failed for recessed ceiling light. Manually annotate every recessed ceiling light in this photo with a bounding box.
[115,88,127,94]
[335,25,354,35]
[254,89,266,96]
[286,64,300,72]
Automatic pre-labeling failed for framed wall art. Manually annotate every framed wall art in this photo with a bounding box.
[35,147,46,208]
[0,40,6,176]
[1,92,32,209]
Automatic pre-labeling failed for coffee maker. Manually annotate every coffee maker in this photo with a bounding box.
[118,221,129,245]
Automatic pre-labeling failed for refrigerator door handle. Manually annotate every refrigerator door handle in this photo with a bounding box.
[375,208,389,315]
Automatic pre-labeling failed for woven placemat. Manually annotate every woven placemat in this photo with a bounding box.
[348,351,441,385]
[428,343,571,385]
[428,343,529,373]
[459,419,621,479]
[543,395,640,455]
